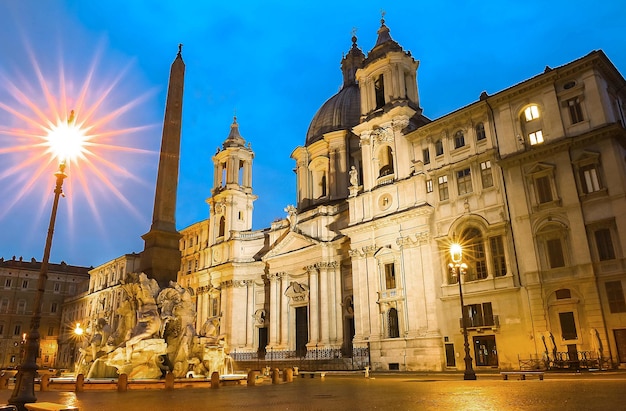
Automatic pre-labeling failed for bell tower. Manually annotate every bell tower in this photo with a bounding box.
[207,117,257,245]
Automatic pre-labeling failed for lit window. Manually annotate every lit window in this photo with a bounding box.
[480,161,493,188]
[426,179,433,193]
[529,130,544,145]
[438,175,449,201]
[464,228,487,281]
[456,168,473,195]
[524,105,540,121]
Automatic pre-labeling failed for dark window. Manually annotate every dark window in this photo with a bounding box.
[465,228,487,280]
[559,312,578,340]
[464,302,494,327]
[438,175,449,201]
[51,303,58,313]
[535,176,553,203]
[22,280,28,289]
[595,228,615,261]
[388,308,399,338]
[457,168,473,195]
[0,324,3,335]
[480,161,494,188]
[218,216,226,237]
[580,164,602,194]
[14,324,21,336]
[454,130,465,149]
[384,263,396,289]
[606,281,626,313]
[555,289,572,299]
[47,327,54,337]
[568,97,584,124]
[375,74,385,109]
[321,174,327,197]
[490,236,506,277]
[379,147,394,177]
[435,140,444,156]
[546,238,565,268]
[422,148,430,165]
[476,123,486,141]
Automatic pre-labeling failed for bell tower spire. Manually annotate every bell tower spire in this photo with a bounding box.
[140,45,185,287]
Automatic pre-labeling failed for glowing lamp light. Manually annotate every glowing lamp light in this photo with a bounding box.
[74,323,84,336]
[450,242,463,264]
[45,110,88,165]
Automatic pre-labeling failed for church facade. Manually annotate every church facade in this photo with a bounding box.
[176,19,626,372]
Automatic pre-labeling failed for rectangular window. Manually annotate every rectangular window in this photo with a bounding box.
[51,303,58,313]
[525,105,540,121]
[4,278,11,288]
[535,176,553,203]
[568,97,584,124]
[0,324,4,336]
[580,164,601,193]
[490,236,507,277]
[422,148,430,165]
[14,324,21,336]
[17,300,26,314]
[547,238,565,268]
[454,131,465,149]
[457,168,473,195]
[480,161,493,188]
[426,179,433,193]
[595,228,616,261]
[435,140,444,156]
[53,282,61,292]
[559,312,578,340]
[529,130,544,145]
[22,280,28,289]
[0,299,8,313]
[438,175,449,201]
[384,263,396,290]
[606,281,626,313]
[47,327,55,337]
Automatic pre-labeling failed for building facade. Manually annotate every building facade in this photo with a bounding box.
[177,19,626,372]
[57,19,626,373]
[0,256,89,369]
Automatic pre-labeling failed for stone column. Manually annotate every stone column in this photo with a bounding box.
[268,273,281,346]
[279,274,289,347]
[307,266,319,345]
[333,262,343,344]
[246,280,254,348]
[319,263,330,344]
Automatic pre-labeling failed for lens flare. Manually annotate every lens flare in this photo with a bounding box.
[45,111,89,165]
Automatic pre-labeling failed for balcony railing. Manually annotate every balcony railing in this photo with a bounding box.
[459,315,499,329]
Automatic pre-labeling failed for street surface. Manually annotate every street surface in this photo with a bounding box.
[3,371,626,410]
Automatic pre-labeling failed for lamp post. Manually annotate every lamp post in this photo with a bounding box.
[8,112,76,411]
[449,242,477,380]
[72,323,84,372]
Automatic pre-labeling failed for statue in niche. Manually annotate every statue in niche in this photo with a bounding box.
[349,165,359,186]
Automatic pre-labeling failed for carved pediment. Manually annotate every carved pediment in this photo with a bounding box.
[264,230,319,259]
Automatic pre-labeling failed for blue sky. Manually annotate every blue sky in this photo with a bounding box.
[0,0,624,268]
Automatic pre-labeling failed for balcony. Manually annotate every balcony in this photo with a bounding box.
[459,315,499,330]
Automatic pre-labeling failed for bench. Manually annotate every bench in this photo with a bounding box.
[501,371,544,380]
[24,402,78,411]
[299,371,326,379]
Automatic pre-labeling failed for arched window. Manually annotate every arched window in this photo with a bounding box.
[520,104,544,146]
[378,146,394,177]
[388,308,400,338]
[454,130,465,149]
[218,216,226,238]
[375,74,385,109]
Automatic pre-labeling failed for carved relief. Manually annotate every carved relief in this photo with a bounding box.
[284,281,309,303]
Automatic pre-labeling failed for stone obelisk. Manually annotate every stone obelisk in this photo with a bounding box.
[140,45,184,288]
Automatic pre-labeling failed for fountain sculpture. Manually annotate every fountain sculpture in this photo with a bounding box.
[75,273,229,380]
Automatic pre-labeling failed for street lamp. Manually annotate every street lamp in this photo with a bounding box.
[449,242,477,380]
[9,111,81,411]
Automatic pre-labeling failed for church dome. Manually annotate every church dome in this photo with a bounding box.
[305,84,360,146]
[305,34,364,146]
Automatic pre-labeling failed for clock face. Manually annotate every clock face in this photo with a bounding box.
[378,193,392,210]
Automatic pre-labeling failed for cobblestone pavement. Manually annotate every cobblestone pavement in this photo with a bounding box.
[3,371,626,411]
